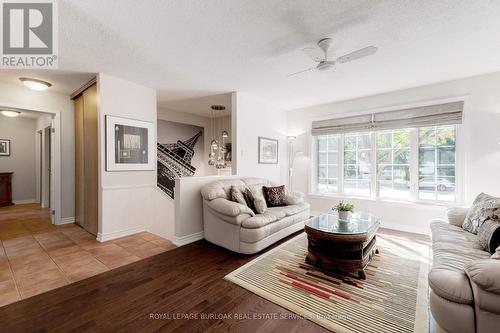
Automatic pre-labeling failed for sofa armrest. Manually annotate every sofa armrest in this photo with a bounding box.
[466,259,500,294]
[285,191,305,205]
[205,198,255,218]
[446,207,469,227]
[465,259,500,314]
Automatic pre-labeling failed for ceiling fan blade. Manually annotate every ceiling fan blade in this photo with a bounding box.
[302,47,324,62]
[336,46,378,64]
[287,67,315,77]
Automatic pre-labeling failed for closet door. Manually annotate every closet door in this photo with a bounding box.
[74,95,85,228]
[82,84,98,235]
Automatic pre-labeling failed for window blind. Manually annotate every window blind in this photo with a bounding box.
[311,101,464,136]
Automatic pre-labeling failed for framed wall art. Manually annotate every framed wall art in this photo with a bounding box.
[106,115,155,171]
[0,139,10,156]
[258,136,278,164]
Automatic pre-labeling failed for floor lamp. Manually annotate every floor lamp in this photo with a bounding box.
[287,136,304,192]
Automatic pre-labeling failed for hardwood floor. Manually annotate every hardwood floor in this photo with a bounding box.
[0,227,428,333]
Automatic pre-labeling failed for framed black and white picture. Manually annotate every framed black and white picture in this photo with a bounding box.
[258,137,278,164]
[0,139,10,156]
[106,115,155,171]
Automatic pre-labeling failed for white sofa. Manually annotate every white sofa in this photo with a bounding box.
[429,207,500,333]
[201,177,310,254]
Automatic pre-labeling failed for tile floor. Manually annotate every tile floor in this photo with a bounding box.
[0,204,176,307]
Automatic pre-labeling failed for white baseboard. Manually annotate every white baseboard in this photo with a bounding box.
[173,231,204,247]
[96,225,147,242]
[57,217,75,225]
[13,199,37,205]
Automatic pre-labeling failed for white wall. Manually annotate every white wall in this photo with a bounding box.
[97,73,159,240]
[287,72,500,234]
[234,92,288,184]
[0,116,36,203]
[0,82,75,219]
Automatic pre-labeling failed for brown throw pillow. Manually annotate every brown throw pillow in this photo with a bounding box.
[242,188,257,214]
[262,185,286,207]
[478,219,500,254]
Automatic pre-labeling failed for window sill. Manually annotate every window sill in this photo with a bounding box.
[308,192,460,210]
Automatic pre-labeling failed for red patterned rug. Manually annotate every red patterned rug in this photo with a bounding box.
[225,233,429,333]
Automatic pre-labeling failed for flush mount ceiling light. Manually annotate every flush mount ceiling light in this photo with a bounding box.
[0,110,21,117]
[19,77,52,91]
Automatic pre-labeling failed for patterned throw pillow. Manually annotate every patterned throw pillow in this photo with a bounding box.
[478,219,500,254]
[262,185,286,207]
[463,193,500,234]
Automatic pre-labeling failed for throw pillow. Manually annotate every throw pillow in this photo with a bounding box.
[242,188,257,214]
[463,193,500,234]
[229,186,246,206]
[478,219,500,254]
[263,185,286,207]
[253,196,267,214]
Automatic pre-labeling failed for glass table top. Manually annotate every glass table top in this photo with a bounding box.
[305,211,381,235]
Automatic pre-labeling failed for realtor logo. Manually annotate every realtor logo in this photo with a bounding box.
[1,0,58,68]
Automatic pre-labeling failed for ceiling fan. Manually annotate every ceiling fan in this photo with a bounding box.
[289,38,378,76]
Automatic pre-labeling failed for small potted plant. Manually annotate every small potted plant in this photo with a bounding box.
[333,201,354,221]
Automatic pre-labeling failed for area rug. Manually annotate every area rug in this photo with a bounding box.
[225,233,429,333]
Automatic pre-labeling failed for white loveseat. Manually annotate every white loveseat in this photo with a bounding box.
[201,177,310,254]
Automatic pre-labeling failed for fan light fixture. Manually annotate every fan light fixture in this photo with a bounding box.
[19,77,52,91]
[1,110,21,117]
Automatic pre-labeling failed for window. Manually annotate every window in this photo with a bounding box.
[418,125,456,202]
[344,133,371,196]
[314,125,458,203]
[376,129,411,200]
[317,135,339,193]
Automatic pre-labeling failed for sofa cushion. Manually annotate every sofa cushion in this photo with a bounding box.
[242,211,284,229]
[241,203,310,230]
[201,179,246,201]
[267,203,310,217]
[240,209,309,243]
[242,177,271,187]
[478,219,500,254]
[447,207,469,227]
[429,220,491,304]
[463,193,500,234]
[285,192,305,205]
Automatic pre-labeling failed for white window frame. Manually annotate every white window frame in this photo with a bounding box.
[312,124,463,205]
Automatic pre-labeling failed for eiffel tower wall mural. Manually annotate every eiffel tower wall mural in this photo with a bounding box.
[157,120,205,199]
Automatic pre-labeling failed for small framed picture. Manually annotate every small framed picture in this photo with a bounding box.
[258,137,279,164]
[0,139,10,156]
[106,115,155,171]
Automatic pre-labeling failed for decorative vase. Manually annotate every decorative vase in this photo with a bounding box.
[338,211,350,221]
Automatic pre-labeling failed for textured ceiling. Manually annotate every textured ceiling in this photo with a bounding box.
[5,1,500,112]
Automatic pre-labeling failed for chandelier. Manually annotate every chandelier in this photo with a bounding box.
[208,105,228,169]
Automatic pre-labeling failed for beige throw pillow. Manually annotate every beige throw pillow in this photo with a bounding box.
[229,186,246,206]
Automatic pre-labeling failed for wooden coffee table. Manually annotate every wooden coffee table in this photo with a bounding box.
[304,212,380,279]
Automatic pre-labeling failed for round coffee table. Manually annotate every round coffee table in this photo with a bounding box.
[304,211,380,279]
